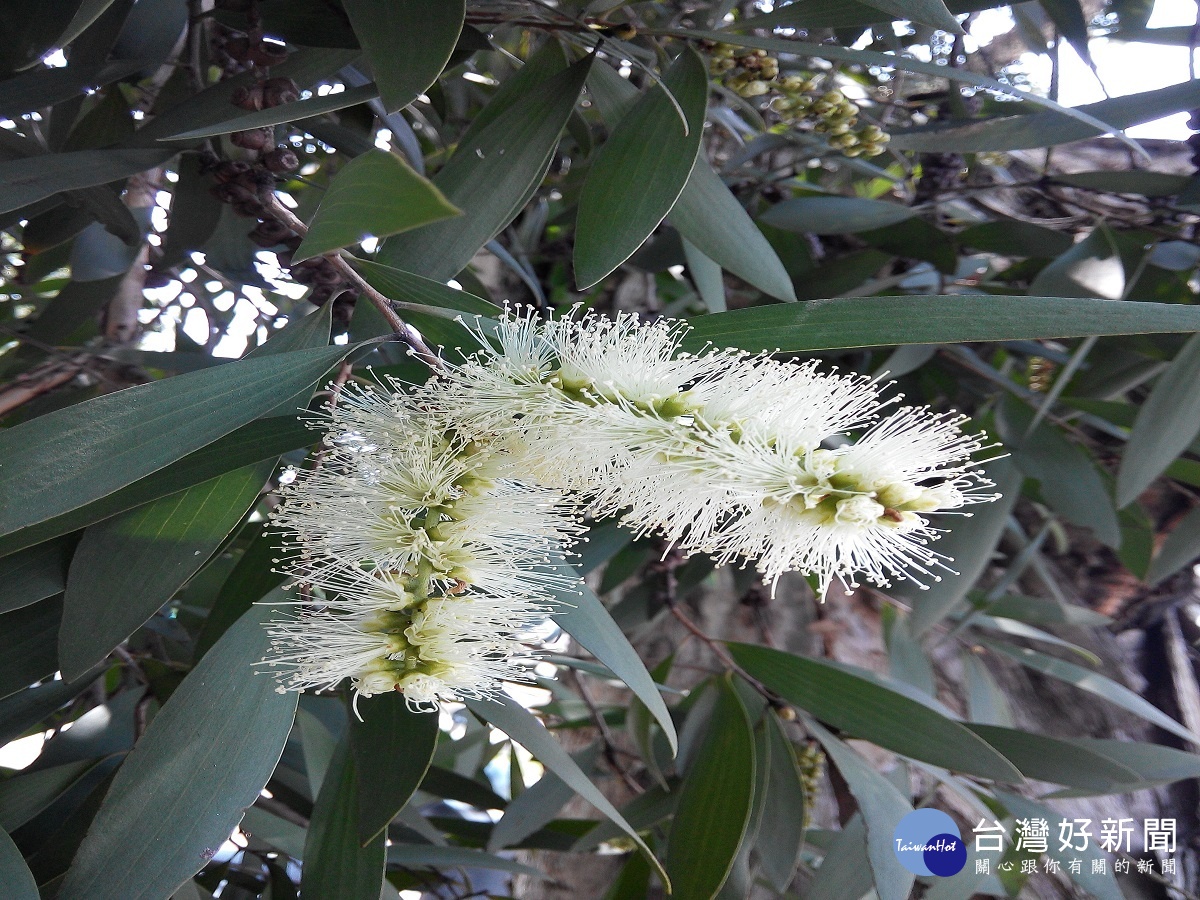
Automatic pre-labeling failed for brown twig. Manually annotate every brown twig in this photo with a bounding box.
[653,547,783,708]
[567,669,643,794]
[265,197,443,371]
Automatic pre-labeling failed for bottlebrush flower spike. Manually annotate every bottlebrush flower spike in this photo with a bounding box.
[261,385,580,710]
[421,308,999,597]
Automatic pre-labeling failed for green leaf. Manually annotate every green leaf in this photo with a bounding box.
[297,705,339,797]
[980,638,1199,743]
[1053,170,1190,196]
[574,49,707,288]
[681,239,726,313]
[293,151,460,262]
[760,197,917,235]
[386,843,546,878]
[465,694,668,888]
[0,759,94,832]
[883,608,935,696]
[0,826,37,900]
[350,258,500,317]
[57,603,299,900]
[892,77,1200,152]
[670,162,796,301]
[0,148,176,215]
[1029,228,1124,300]
[0,415,313,559]
[679,295,1200,355]
[0,342,351,540]
[304,739,384,900]
[420,765,507,811]
[0,596,62,701]
[997,793,1123,900]
[665,675,755,900]
[982,592,1111,628]
[605,849,652,900]
[550,566,677,754]
[756,712,807,893]
[1039,0,1094,64]
[349,691,439,844]
[899,460,1022,635]
[194,534,286,660]
[727,642,1022,782]
[962,651,1014,727]
[585,59,794,301]
[861,0,962,29]
[302,738,386,900]
[379,55,591,281]
[0,536,72,615]
[1117,333,1200,506]
[58,464,267,679]
[488,744,599,853]
[159,84,379,141]
[0,59,145,121]
[997,398,1121,547]
[1062,736,1200,790]
[0,666,102,747]
[958,220,1074,258]
[808,720,915,900]
[806,813,876,900]
[131,48,362,147]
[1147,504,1200,585]
[342,0,464,113]
[964,725,1139,791]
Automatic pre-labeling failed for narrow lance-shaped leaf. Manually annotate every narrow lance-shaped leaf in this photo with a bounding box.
[58,465,268,680]
[293,151,461,262]
[664,675,756,900]
[160,83,380,141]
[341,0,465,113]
[57,603,300,900]
[980,638,1200,744]
[807,720,915,900]
[349,691,439,844]
[727,642,1022,782]
[466,694,669,889]
[756,711,808,892]
[58,306,335,678]
[302,738,386,900]
[487,744,600,853]
[585,59,796,302]
[574,48,708,288]
[0,342,353,540]
[0,148,176,215]
[0,826,37,900]
[379,55,591,281]
[550,562,677,754]
[1117,332,1200,507]
[0,536,72,615]
[1147,504,1200,586]
[0,597,62,701]
[680,295,1200,355]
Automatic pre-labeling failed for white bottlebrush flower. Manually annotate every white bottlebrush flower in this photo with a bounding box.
[263,586,538,711]
[426,308,998,596]
[261,385,580,709]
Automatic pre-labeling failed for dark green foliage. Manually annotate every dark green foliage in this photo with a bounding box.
[3,2,1200,898]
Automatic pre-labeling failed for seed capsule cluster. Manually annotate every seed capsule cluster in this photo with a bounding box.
[202,3,352,309]
[707,44,891,157]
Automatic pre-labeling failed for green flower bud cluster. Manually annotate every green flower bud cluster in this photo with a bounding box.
[795,740,825,826]
[708,42,779,98]
[706,43,891,157]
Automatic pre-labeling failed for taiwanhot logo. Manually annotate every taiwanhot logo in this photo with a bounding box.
[893,809,967,877]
